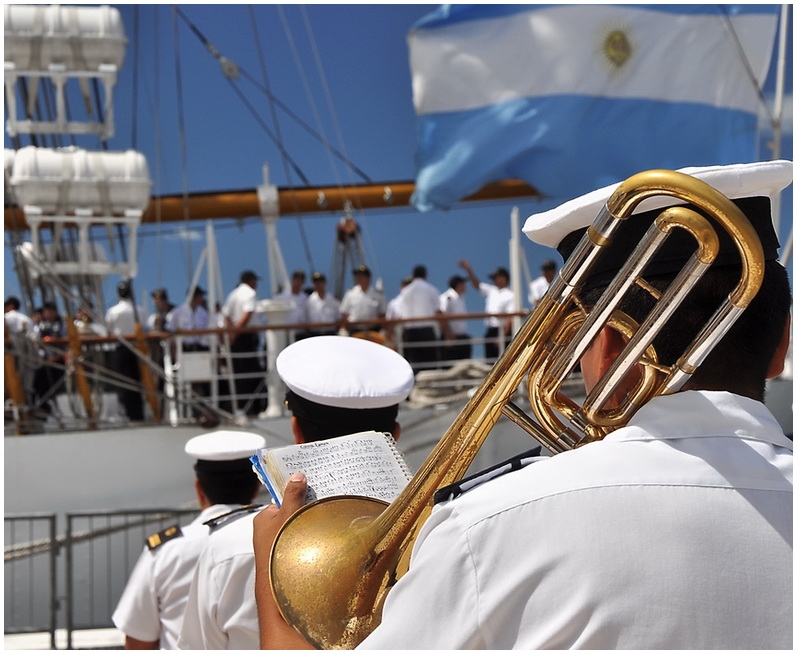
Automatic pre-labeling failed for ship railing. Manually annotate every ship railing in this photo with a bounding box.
[4,310,530,433]
[4,513,58,649]
[4,508,200,649]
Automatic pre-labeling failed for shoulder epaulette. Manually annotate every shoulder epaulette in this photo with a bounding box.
[204,504,263,531]
[147,524,183,550]
[433,446,543,505]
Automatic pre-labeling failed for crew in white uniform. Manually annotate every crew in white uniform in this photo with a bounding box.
[438,274,471,363]
[254,160,794,650]
[527,258,557,309]
[397,265,443,372]
[275,269,309,341]
[340,265,387,335]
[302,272,341,337]
[458,261,515,360]
[178,335,414,650]
[111,430,265,649]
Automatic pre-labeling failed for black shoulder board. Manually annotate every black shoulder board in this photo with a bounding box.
[433,446,543,505]
[147,524,183,550]
[204,504,263,531]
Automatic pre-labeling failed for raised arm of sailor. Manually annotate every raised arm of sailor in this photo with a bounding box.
[253,473,315,650]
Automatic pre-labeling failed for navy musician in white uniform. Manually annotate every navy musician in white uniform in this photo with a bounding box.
[253,160,793,650]
[111,430,264,648]
[178,335,414,649]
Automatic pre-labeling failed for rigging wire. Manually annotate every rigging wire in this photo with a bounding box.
[172,6,311,188]
[295,5,382,282]
[249,5,315,274]
[172,6,373,184]
[718,5,775,126]
[172,6,194,286]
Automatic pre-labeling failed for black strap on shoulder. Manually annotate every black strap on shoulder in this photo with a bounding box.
[204,504,263,531]
[433,446,543,505]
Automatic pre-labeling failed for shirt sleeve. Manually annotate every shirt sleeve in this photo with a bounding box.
[356,504,484,649]
[111,548,161,643]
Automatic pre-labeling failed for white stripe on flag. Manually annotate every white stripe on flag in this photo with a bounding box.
[409,5,777,116]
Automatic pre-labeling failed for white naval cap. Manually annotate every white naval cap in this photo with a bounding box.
[276,335,414,409]
[184,430,266,461]
[523,160,793,248]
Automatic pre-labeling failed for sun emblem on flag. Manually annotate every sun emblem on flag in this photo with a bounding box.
[604,30,631,68]
[596,21,635,79]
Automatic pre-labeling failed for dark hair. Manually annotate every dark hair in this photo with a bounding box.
[412,265,427,279]
[240,270,259,284]
[5,296,20,310]
[194,460,260,505]
[449,275,466,289]
[582,260,791,401]
[286,390,398,442]
[117,281,132,299]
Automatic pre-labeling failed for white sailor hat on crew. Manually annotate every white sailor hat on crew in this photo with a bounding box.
[184,430,266,462]
[276,335,414,409]
[523,160,793,249]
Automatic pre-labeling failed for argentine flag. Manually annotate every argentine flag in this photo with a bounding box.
[409,5,781,211]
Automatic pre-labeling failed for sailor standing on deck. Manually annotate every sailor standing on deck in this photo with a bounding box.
[302,272,341,337]
[527,259,557,310]
[177,335,414,650]
[168,287,211,352]
[340,265,387,335]
[222,270,263,415]
[105,281,146,421]
[439,274,472,364]
[458,261,514,361]
[112,430,264,649]
[398,265,444,373]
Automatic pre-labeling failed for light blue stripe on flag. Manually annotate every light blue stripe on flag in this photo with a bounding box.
[408,4,781,212]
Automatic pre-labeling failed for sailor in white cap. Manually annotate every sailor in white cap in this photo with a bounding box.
[111,430,265,649]
[254,161,793,650]
[178,335,414,649]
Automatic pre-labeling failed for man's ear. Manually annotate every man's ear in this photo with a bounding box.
[766,314,791,379]
[194,478,210,509]
[390,422,401,443]
[581,326,628,393]
[290,416,306,444]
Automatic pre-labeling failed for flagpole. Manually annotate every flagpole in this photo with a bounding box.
[770,4,789,238]
[510,206,524,336]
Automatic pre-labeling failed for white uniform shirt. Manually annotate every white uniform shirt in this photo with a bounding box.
[178,509,261,650]
[105,299,145,336]
[439,288,468,336]
[275,290,308,325]
[340,286,386,324]
[4,309,34,334]
[222,283,257,326]
[168,303,210,347]
[111,504,237,648]
[528,275,550,308]
[399,278,440,330]
[478,282,514,328]
[304,291,341,325]
[359,391,793,650]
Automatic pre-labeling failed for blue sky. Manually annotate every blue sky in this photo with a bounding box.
[4,4,793,320]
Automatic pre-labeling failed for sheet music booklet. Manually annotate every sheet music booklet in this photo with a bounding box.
[250,430,413,507]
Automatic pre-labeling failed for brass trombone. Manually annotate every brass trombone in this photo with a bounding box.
[268,169,765,649]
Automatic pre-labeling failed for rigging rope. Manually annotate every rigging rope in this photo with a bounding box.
[719,5,775,126]
[249,5,315,273]
[172,6,194,285]
[293,6,382,282]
